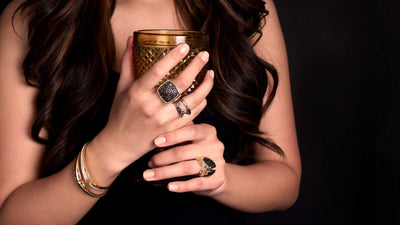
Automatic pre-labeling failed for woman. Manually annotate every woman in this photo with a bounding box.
[0,0,301,224]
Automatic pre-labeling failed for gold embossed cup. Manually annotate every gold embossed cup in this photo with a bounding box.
[133,30,209,97]
[132,30,209,184]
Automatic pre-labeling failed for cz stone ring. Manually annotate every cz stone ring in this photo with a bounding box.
[157,79,181,103]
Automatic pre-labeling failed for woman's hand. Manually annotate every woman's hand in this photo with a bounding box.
[93,37,214,170]
[143,123,226,196]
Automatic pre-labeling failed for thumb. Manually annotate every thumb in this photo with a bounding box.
[116,36,134,94]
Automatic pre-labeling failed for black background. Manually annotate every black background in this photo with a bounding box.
[252,0,398,224]
[1,0,398,224]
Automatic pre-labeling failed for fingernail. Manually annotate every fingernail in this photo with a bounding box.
[180,44,189,54]
[126,36,132,48]
[168,183,178,191]
[154,136,166,146]
[209,70,214,79]
[200,51,209,62]
[143,170,154,179]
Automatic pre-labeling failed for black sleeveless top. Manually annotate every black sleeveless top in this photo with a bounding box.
[77,72,256,225]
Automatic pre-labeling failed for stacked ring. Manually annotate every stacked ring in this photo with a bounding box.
[196,157,216,177]
[173,99,191,117]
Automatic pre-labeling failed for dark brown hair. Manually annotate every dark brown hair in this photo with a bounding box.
[15,0,281,176]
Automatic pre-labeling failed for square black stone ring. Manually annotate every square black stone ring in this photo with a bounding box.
[156,79,181,103]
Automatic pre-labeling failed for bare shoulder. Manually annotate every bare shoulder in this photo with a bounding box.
[0,0,45,205]
[0,0,30,99]
[0,0,28,62]
[253,0,288,70]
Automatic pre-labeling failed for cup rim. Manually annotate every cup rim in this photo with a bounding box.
[134,29,207,36]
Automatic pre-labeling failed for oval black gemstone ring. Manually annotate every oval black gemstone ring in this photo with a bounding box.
[197,157,216,177]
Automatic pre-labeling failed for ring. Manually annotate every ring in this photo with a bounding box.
[173,99,192,117]
[157,79,181,103]
[196,157,216,177]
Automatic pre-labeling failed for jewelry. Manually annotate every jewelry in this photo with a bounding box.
[75,143,109,198]
[173,98,191,117]
[196,157,216,177]
[157,79,181,103]
[79,143,109,192]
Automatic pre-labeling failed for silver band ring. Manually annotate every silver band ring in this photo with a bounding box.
[157,79,181,103]
[196,157,216,177]
[173,98,191,117]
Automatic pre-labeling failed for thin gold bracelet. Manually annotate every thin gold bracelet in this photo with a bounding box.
[75,143,109,198]
[80,143,109,191]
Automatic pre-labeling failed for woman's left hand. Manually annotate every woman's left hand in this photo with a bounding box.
[143,123,226,196]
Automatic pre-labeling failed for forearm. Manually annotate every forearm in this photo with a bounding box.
[0,161,101,225]
[0,137,128,225]
[211,160,300,213]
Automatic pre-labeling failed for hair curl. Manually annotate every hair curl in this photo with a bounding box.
[15,0,282,176]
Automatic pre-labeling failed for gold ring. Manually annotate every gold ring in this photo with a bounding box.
[196,157,216,177]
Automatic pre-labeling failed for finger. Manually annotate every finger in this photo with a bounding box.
[159,69,212,122]
[117,36,134,94]
[143,159,199,182]
[167,176,222,193]
[172,51,209,92]
[139,43,190,88]
[178,70,214,113]
[154,123,217,148]
[150,136,224,168]
[160,94,207,127]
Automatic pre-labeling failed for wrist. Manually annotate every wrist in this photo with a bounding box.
[82,141,120,188]
[84,130,139,187]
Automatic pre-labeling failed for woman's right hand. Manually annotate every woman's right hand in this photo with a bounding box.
[92,37,214,171]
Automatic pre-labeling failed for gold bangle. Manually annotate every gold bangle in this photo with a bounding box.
[80,143,109,191]
[75,143,109,198]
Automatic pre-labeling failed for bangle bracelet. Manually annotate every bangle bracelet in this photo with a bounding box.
[75,143,109,198]
[80,143,109,191]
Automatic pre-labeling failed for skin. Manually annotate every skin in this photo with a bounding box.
[0,0,301,224]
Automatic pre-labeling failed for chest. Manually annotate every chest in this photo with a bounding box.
[111,1,183,72]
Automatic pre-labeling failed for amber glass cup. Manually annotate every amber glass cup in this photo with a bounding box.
[133,30,209,97]
[132,30,209,184]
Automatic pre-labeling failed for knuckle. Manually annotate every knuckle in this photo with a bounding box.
[192,179,204,190]
[201,123,216,136]
[173,79,185,91]
[149,156,160,167]
[141,104,154,118]
[208,125,217,136]
[192,54,207,69]
[154,115,168,126]
[170,50,183,62]
[215,141,225,152]
[187,125,199,136]
[171,148,186,160]
[149,64,165,78]
[156,168,167,178]
[181,163,193,174]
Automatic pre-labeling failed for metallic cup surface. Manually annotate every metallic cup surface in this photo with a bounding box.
[133,29,209,97]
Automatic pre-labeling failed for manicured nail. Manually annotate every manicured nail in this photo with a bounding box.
[200,51,209,62]
[168,183,178,191]
[180,44,189,54]
[209,70,214,79]
[143,170,154,179]
[154,136,166,146]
